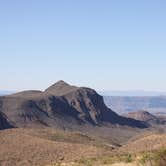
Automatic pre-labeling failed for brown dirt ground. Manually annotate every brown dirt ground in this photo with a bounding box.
[0,128,111,166]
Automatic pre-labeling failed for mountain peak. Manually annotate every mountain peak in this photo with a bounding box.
[44,80,78,96]
[46,80,71,90]
[54,80,70,86]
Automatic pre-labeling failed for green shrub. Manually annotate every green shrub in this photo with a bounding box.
[139,149,166,166]
[154,149,166,166]
[77,158,96,166]
[124,154,133,163]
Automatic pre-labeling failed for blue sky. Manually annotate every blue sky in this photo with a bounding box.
[0,0,166,91]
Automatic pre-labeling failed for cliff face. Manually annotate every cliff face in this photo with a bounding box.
[0,81,147,129]
[0,111,13,130]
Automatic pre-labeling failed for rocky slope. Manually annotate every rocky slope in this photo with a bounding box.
[123,110,166,126]
[0,111,13,130]
[0,81,147,129]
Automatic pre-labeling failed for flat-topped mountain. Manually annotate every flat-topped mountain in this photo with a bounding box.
[0,81,147,129]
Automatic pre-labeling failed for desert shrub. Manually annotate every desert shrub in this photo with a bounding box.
[124,154,133,163]
[117,153,133,163]
[139,152,154,166]
[77,158,97,166]
[100,156,113,164]
[154,149,166,166]
[139,149,166,166]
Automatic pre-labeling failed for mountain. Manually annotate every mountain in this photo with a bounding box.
[123,110,166,126]
[0,81,146,129]
[103,96,166,114]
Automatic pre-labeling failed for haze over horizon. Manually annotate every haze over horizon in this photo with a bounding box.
[1,0,166,91]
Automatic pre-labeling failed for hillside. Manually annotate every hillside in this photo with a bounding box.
[0,81,146,129]
[123,110,166,126]
[0,128,112,166]
[0,128,165,166]
[120,133,166,153]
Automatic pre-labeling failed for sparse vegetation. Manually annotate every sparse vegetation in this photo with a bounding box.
[139,148,166,166]
[74,153,134,165]
[139,152,154,165]
[77,158,96,166]
[0,126,165,166]
[155,149,166,166]
[121,153,133,163]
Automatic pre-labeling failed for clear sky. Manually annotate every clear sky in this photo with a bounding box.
[0,0,166,91]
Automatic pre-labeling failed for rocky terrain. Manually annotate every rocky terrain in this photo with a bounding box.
[0,111,13,130]
[123,110,166,126]
[0,81,146,130]
[0,81,165,166]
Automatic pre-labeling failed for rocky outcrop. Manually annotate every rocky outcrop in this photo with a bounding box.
[0,81,147,129]
[124,110,166,126]
[0,111,14,130]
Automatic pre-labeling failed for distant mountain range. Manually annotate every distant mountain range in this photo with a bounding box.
[0,91,15,96]
[104,96,166,115]
[100,90,166,96]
